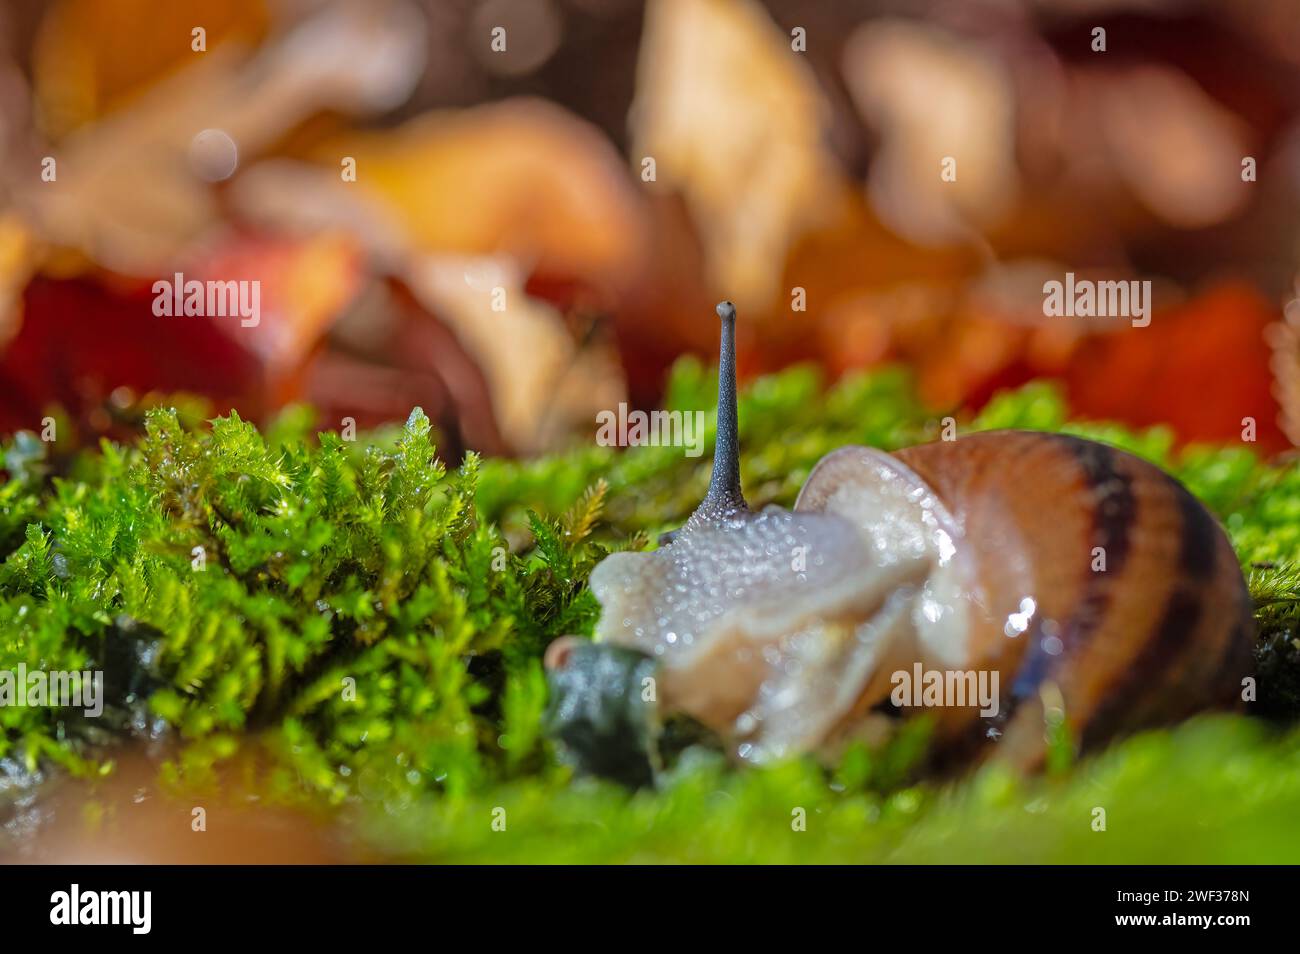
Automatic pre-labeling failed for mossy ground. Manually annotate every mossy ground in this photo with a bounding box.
[3,361,1300,862]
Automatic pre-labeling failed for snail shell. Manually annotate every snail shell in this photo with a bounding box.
[794,432,1255,767]
[549,303,1255,774]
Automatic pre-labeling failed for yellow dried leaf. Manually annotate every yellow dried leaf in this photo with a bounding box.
[629,0,839,310]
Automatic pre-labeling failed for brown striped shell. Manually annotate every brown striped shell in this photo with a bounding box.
[795,433,1255,769]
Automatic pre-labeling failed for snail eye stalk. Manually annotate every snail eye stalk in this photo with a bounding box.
[695,300,748,520]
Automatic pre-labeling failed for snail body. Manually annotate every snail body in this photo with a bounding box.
[545,303,1254,779]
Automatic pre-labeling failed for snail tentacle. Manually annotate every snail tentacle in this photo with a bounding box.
[692,300,748,523]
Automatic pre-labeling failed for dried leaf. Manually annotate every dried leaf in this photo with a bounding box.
[630,0,838,309]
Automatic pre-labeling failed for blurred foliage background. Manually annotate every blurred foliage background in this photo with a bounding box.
[3,0,1300,456]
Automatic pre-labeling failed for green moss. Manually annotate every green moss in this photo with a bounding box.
[0,404,600,801]
[2,364,1300,862]
[366,715,1300,864]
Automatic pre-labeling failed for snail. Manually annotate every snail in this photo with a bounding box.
[544,302,1255,786]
